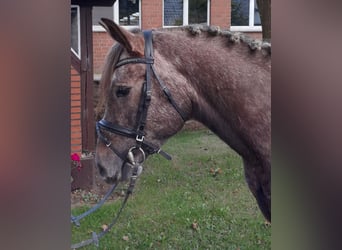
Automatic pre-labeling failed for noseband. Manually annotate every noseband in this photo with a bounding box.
[96,30,186,164]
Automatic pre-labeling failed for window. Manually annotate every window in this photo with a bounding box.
[71,6,80,58]
[189,0,208,25]
[117,0,140,26]
[93,0,140,30]
[164,0,183,26]
[231,0,261,32]
[163,0,210,27]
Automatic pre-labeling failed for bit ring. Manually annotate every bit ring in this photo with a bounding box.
[127,147,146,165]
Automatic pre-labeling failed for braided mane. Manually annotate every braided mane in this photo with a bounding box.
[186,24,271,56]
[133,24,271,56]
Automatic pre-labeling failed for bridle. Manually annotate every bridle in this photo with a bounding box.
[96,30,186,165]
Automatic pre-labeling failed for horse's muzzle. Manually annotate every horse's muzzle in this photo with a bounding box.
[97,161,135,184]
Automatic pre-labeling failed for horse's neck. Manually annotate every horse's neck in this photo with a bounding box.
[168,37,271,158]
[191,81,241,148]
[155,31,270,157]
[180,44,244,129]
[189,65,270,159]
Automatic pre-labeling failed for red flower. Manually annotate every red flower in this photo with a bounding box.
[71,153,80,162]
[71,153,82,173]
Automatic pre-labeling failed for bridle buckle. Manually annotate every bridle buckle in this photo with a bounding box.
[136,135,144,143]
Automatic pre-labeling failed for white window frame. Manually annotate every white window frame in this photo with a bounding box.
[71,5,81,58]
[163,0,211,28]
[230,0,262,32]
[93,1,141,32]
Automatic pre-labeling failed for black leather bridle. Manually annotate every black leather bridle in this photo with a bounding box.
[96,30,186,163]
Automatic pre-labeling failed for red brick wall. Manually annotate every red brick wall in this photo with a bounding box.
[141,0,163,29]
[245,32,263,40]
[93,31,115,75]
[211,0,230,28]
[71,66,82,154]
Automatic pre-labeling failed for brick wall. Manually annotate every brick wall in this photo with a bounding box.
[210,0,230,28]
[71,66,82,155]
[141,0,163,29]
[93,31,115,75]
[245,32,262,40]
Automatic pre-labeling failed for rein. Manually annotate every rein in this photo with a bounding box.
[72,30,185,249]
[71,157,142,249]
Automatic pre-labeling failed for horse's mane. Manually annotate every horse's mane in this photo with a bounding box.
[187,25,271,56]
[132,25,271,56]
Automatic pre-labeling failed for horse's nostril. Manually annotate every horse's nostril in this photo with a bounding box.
[97,163,120,183]
[97,163,106,177]
[105,173,120,184]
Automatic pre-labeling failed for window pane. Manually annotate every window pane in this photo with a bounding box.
[189,0,207,25]
[93,6,113,25]
[254,0,261,26]
[164,0,183,26]
[71,7,79,55]
[119,0,140,26]
[231,0,249,26]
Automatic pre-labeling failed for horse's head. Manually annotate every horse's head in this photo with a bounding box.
[95,19,190,184]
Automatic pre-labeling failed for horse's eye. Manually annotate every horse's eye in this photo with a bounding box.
[116,86,131,97]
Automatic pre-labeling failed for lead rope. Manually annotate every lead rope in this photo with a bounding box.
[71,161,143,249]
[72,30,171,248]
[71,183,117,227]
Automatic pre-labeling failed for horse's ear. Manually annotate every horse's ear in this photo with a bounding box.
[99,18,144,57]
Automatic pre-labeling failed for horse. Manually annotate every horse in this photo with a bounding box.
[95,18,271,222]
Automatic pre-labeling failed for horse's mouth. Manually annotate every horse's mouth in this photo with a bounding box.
[121,161,135,181]
[103,161,134,184]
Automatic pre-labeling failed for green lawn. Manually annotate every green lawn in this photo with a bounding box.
[72,129,270,249]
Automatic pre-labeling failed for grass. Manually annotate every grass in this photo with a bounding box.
[72,129,270,249]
